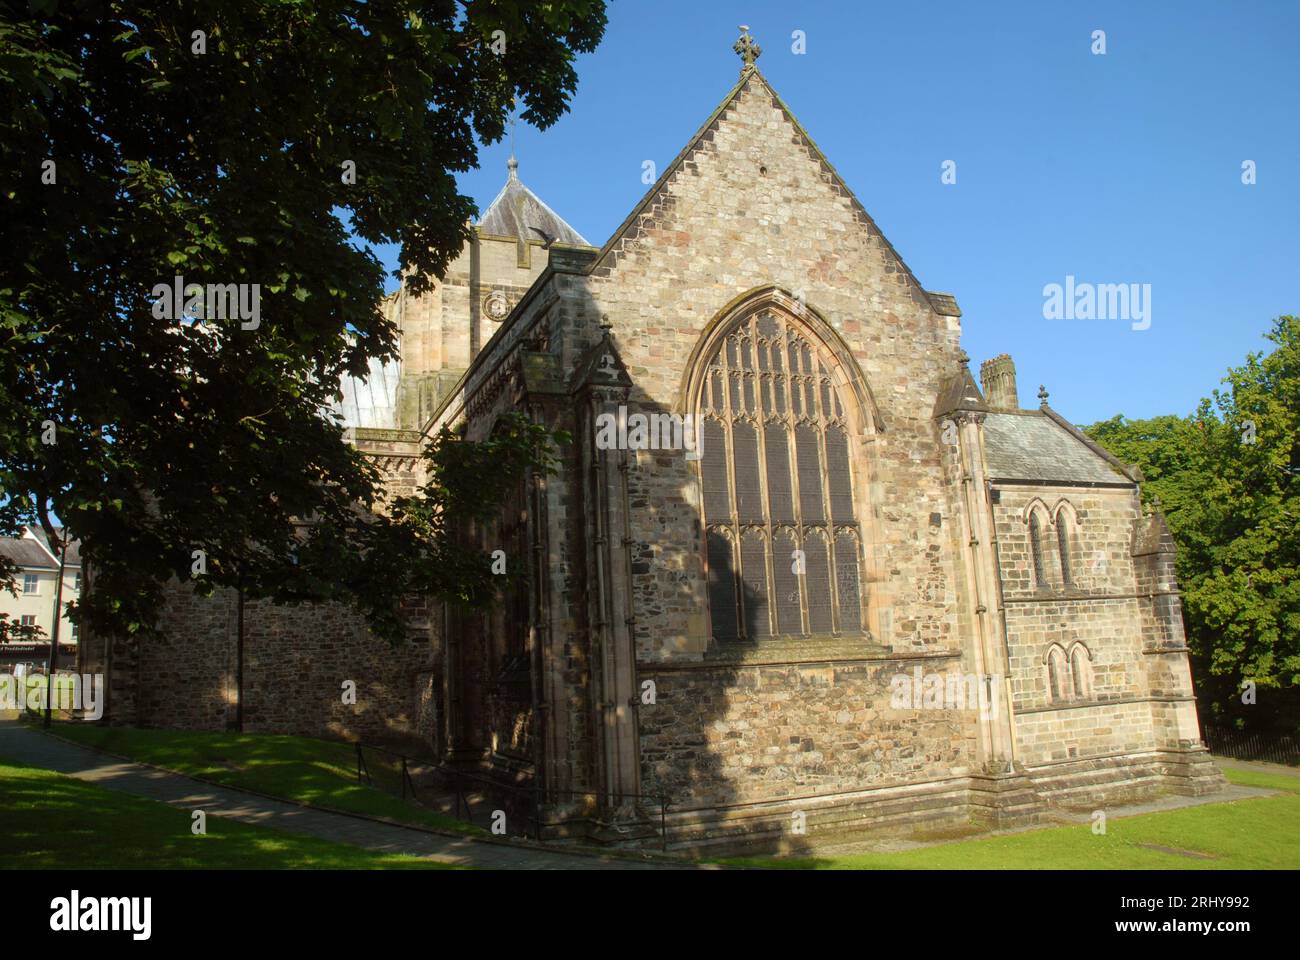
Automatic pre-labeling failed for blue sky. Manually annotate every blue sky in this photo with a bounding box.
[380,0,1299,425]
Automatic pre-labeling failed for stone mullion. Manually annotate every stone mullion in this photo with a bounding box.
[748,315,777,637]
[825,397,862,632]
[782,326,811,637]
[719,335,747,640]
[832,403,865,633]
[812,361,842,635]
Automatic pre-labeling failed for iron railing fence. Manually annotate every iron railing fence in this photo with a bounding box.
[1201,724,1300,766]
[353,741,673,851]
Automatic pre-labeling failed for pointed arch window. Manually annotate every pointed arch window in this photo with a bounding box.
[1028,511,1047,590]
[1055,502,1076,590]
[1056,520,1072,589]
[697,307,865,641]
[1070,643,1092,698]
[1046,645,1068,702]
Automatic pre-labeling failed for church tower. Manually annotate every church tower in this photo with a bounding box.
[333,158,590,431]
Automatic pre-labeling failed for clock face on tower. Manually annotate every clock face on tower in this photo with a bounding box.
[484,291,510,322]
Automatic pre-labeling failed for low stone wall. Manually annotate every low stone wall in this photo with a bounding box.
[88,581,435,746]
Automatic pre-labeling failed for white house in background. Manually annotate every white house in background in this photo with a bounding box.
[0,527,81,660]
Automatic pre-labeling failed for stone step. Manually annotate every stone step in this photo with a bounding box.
[1027,755,1170,809]
[654,780,982,855]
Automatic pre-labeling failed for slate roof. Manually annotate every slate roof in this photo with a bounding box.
[0,528,82,569]
[983,412,1131,485]
[34,528,81,566]
[0,537,57,570]
[477,158,589,246]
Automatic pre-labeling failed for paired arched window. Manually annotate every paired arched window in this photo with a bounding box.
[1026,499,1079,593]
[1045,642,1092,703]
[697,307,865,641]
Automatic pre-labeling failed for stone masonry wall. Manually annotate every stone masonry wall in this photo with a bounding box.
[992,483,1166,766]
[572,71,979,804]
[415,69,1212,817]
[582,72,968,666]
[88,441,438,744]
[110,582,435,744]
[639,657,978,808]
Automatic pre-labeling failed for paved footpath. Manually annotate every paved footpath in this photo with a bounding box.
[0,719,690,870]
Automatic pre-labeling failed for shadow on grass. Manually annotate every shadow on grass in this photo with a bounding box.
[0,756,455,869]
[40,722,482,837]
[721,778,1300,870]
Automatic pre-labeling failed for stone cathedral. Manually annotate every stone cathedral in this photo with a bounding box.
[93,40,1223,850]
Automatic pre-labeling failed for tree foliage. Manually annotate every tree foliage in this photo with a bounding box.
[0,1,605,640]
[0,611,45,644]
[312,414,567,643]
[1085,317,1300,730]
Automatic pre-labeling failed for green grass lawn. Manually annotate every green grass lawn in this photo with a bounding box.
[29,721,1297,870]
[43,722,481,836]
[724,768,1300,869]
[1212,764,1300,794]
[0,757,455,869]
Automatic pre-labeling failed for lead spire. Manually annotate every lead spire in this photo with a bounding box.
[734,26,761,74]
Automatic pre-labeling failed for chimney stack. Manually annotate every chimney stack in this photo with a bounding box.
[980,354,1019,411]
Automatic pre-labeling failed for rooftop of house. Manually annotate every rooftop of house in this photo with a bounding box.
[0,527,82,571]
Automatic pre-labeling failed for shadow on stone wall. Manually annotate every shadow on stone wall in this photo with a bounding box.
[638,551,819,857]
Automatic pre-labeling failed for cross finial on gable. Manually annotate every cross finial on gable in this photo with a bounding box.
[734,26,761,74]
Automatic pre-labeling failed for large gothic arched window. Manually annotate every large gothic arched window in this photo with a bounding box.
[697,307,865,642]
